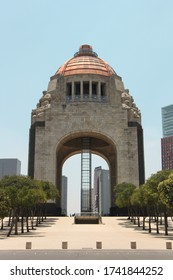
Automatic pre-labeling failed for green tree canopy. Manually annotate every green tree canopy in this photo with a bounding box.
[145,170,173,191]
[158,172,173,210]
[0,175,58,236]
[114,182,136,208]
[0,187,9,219]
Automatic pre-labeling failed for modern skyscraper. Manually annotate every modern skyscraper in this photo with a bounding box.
[161,104,173,170]
[0,158,21,179]
[61,176,68,215]
[93,166,110,215]
[162,104,173,137]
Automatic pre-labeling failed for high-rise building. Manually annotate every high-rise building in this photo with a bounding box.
[161,104,173,170]
[61,176,68,215]
[0,158,21,179]
[162,104,173,137]
[93,166,110,215]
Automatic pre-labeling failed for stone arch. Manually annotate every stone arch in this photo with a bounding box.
[55,131,117,212]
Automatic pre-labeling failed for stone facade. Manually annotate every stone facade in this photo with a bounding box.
[28,45,145,214]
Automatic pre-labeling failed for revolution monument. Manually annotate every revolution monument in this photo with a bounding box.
[28,45,145,215]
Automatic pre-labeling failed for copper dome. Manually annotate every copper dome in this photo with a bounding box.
[55,45,115,77]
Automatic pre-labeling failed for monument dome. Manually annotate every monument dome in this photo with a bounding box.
[55,44,116,77]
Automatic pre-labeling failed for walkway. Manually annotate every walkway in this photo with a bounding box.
[0,217,173,250]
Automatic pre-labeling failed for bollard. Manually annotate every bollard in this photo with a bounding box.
[166,242,172,250]
[131,241,136,249]
[62,241,68,249]
[96,241,102,249]
[26,242,32,249]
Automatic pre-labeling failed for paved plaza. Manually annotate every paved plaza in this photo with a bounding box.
[0,217,173,251]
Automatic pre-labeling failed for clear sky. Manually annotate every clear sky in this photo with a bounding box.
[0,0,173,214]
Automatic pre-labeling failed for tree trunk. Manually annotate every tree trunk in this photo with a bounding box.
[44,204,47,219]
[148,216,151,233]
[7,217,15,237]
[21,216,24,233]
[26,216,29,232]
[127,207,130,220]
[164,210,168,236]
[156,215,159,234]
[8,210,12,227]
[36,215,39,227]
[137,216,140,227]
[1,219,3,230]
[31,216,35,230]
[142,217,145,230]
[30,209,35,230]
[14,216,18,235]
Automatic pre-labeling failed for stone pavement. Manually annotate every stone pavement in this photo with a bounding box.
[0,217,173,250]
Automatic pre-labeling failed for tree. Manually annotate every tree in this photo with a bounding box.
[114,182,136,219]
[0,175,58,236]
[145,170,173,235]
[145,170,173,191]
[34,180,59,219]
[130,188,141,226]
[142,184,159,233]
[0,188,9,229]
[158,173,173,210]
[0,175,33,236]
[130,185,148,228]
[40,180,59,200]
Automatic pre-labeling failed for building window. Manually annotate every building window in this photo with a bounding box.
[66,81,107,102]
[75,82,80,100]
[83,82,89,100]
[101,83,106,100]
[66,83,72,101]
[92,82,98,100]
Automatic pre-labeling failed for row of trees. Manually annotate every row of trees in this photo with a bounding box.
[114,170,173,235]
[0,176,58,237]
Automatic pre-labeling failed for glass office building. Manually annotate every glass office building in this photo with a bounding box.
[162,104,173,137]
[161,104,173,170]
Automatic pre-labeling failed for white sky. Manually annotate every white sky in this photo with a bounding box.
[0,0,173,214]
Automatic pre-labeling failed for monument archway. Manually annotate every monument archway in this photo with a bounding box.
[56,131,117,213]
[28,44,145,215]
[63,153,109,215]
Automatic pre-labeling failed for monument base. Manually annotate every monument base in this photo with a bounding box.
[74,213,102,224]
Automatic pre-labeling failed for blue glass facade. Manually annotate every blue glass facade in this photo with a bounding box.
[162,104,173,137]
[161,104,173,169]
